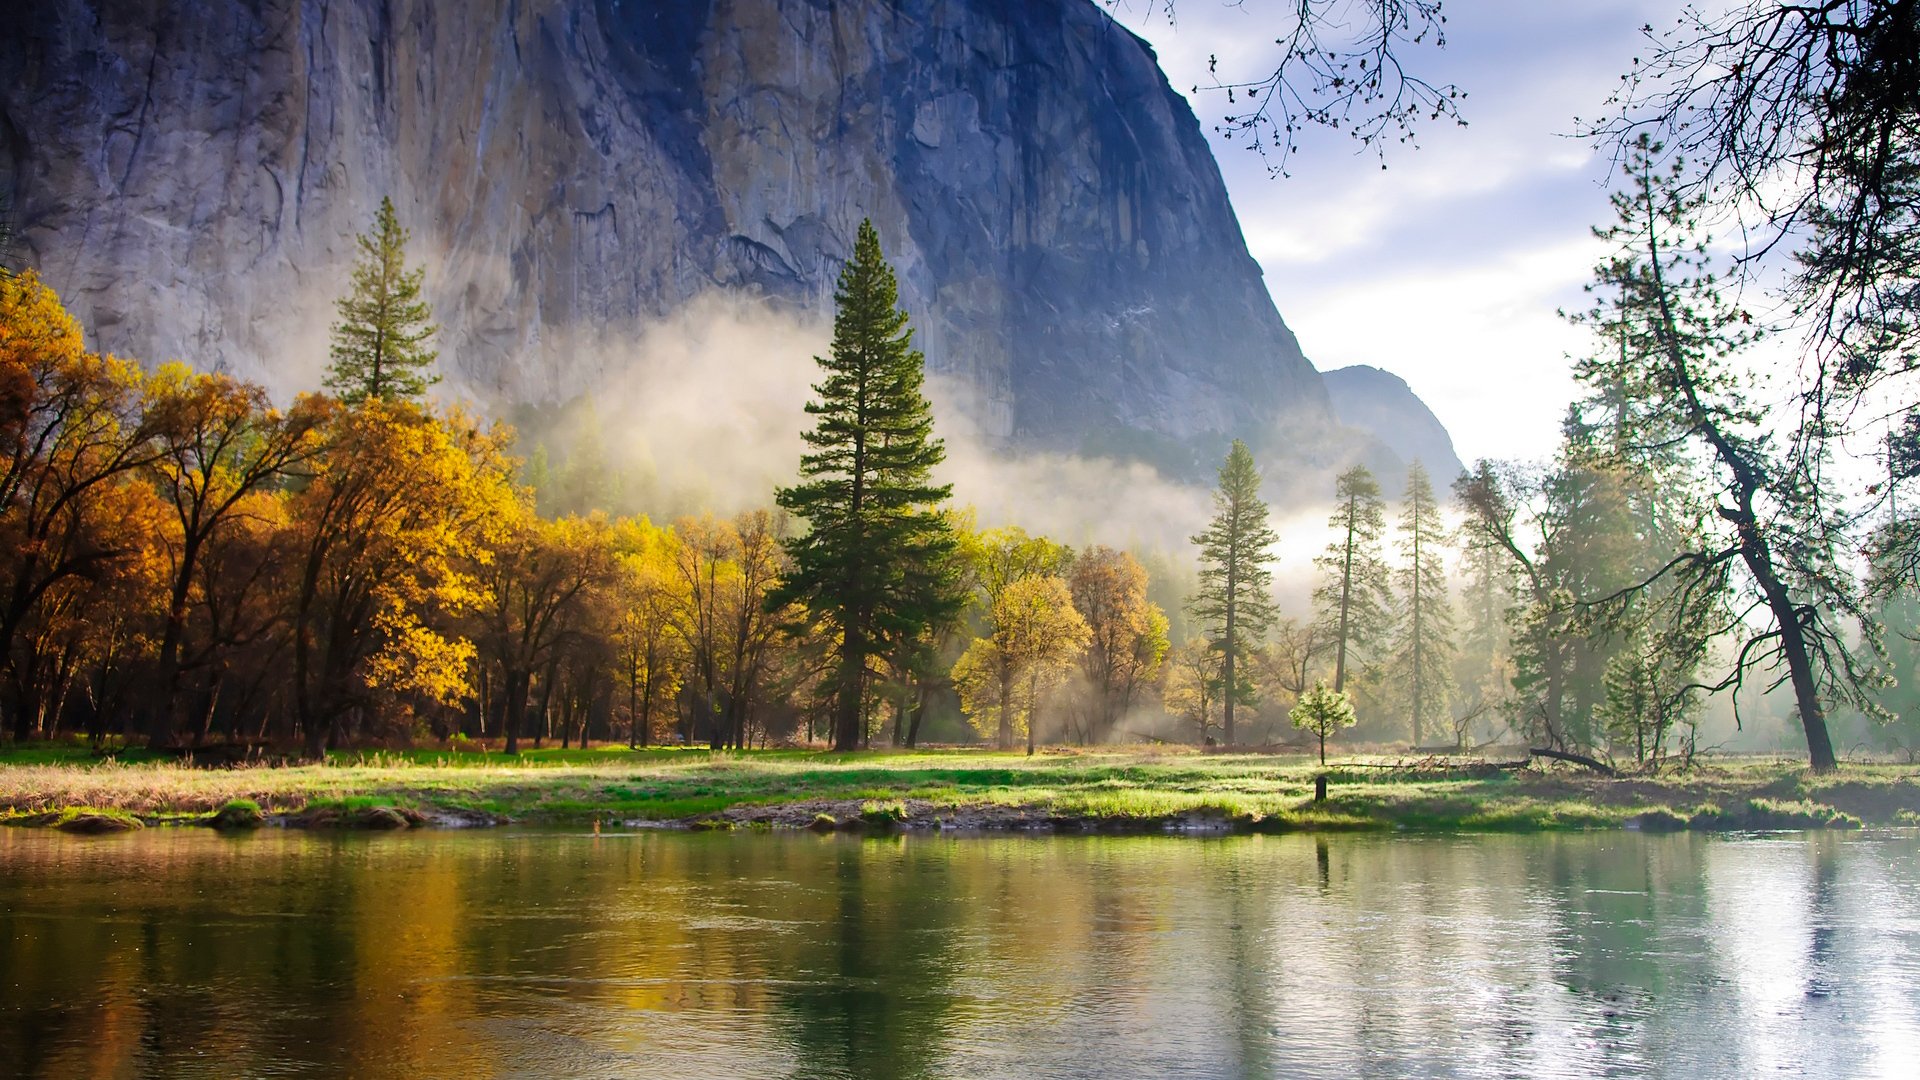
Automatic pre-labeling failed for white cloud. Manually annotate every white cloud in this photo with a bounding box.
[1115,0,1673,463]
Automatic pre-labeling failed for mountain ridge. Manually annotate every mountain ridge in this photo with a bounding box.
[0,0,1451,486]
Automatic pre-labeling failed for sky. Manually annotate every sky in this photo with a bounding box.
[1112,0,1671,465]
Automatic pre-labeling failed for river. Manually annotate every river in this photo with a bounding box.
[2,828,1915,1078]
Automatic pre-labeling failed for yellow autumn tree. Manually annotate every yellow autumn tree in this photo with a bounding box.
[139,363,329,744]
[474,508,620,753]
[953,574,1089,753]
[1067,546,1169,744]
[0,271,163,740]
[287,401,515,755]
[610,516,688,747]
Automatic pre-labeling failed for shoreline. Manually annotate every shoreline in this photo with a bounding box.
[4,746,1916,836]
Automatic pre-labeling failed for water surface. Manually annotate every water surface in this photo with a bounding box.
[2,828,1916,1078]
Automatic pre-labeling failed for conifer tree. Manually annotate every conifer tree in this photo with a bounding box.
[1575,136,1882,772]
[1186,439,1279,745]
[325,197,439,405]
[772,220,962,752]
[1388,462,1457,746]
[1313,464,1392,695]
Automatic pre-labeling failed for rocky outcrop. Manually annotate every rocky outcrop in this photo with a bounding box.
[0,0,1336,454]
[1321,365,1465,486]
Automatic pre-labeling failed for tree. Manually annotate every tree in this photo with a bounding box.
[718,509,790,750]
[1290,681,1357,765]
[1454,453,1642,754]
[1126,1,1465,175]
[324,197,440,406]
[1576,138,1883,771]
[1187,440,1279,746]
[1313,464,1391,697]
[951,575,1088,753]
[610,517,687,748]
[139,366,329,745]
[1257,618,1335,716]
[1600,2,1920,583]
[476,512,618,754]
[1595,607,1713,771]
[771,220,963,751]
[0,271,165,738]
[1600,2,1919,370]
[1068,546,1169,744]
[1388,462,1457,746]
[1453,490,1512,742]
[1162,637,1222,744]
[1867,540,1920,759]
[287,403,513,755]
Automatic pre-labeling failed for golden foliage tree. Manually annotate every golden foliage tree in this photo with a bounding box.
[952,574,1088,753]
[1068,546,1169,744]
[288,402,515,754]
[140,365,329,744]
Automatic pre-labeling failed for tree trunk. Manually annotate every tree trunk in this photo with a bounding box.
[1334,502,1357,693]
[639,670,653,748]
[997,668,1013,752]
[832,630,865,752]
[147,536,201,747]
[503,668,528,755]
[536,660,557,749]
[1746,533,1839,771]
[1223,564,1237,747]
[905,680,931,749]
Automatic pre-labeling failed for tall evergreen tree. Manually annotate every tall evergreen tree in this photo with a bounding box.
[1389,462,1457,746]
[772,220,962,752]
[1186,439,1279,745]
[325,197,439,405]
[1313,464,1392,695]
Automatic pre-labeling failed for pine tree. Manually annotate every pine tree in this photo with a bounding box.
[1389,462,1457,746]
[772,219,963,752]
[325,197,439,405]
[1574,135,1881,772]
[1313,464,1392,696]
[1186,439,1279,746]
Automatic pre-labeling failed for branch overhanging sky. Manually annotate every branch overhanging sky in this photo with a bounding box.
[1119,0,1674,467]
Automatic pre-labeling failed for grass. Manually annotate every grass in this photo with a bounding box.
[1,742,1915,832]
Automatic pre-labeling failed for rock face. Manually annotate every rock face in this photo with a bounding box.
[1321,365,1465,486]
[0,0,1336,454]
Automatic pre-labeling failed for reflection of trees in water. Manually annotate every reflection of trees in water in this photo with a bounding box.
[774,838,965,1080]
[1804,833,1839,1000]
[2,831,1916,1077]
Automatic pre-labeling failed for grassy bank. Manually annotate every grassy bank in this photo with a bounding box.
[4,743,1918,833]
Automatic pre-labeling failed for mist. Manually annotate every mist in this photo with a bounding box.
[496,292,1369,618]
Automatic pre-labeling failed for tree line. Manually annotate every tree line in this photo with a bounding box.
[4,162,1914,768]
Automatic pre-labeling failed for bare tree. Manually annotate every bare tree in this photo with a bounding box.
[1112,1,1465,174]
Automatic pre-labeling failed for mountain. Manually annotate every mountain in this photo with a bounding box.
[1,0,1341,446]
[1321,365,1466,486]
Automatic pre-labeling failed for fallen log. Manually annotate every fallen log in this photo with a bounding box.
[1529,747,1616,776]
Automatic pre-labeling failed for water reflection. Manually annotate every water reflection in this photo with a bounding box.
[2,829,1916,1078]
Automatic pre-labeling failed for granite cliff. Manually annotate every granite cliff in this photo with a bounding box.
[0,0,1448,479]
[1322,365,1466,487]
